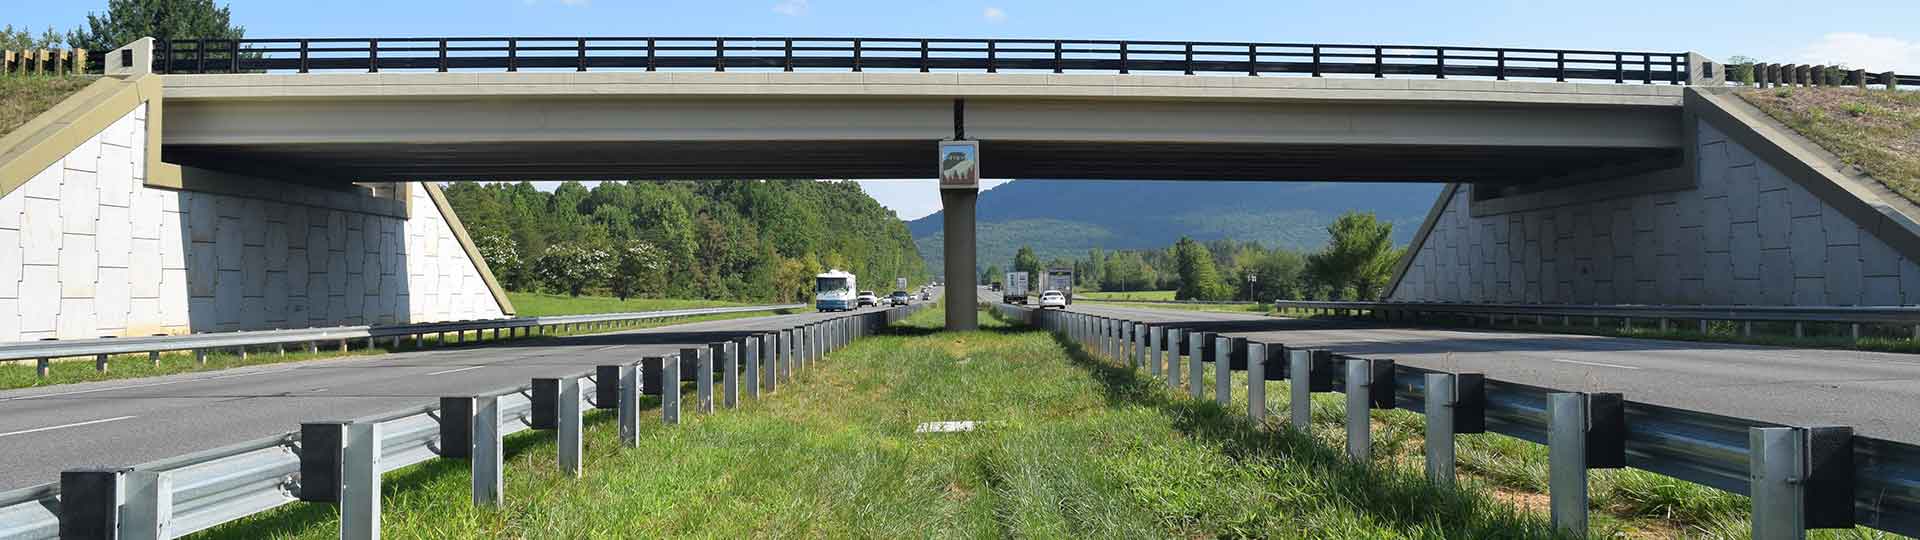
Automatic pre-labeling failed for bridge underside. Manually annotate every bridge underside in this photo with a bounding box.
[163,140,1677,184]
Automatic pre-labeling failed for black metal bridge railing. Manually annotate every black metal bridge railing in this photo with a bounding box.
[147,36,1697,84]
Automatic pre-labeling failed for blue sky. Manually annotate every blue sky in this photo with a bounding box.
[10,0,1919,219]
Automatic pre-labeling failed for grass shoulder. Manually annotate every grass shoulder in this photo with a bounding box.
[1736,86,1920,206]
[1,75,97,139]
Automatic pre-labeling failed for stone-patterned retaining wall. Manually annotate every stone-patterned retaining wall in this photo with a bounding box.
[1390,119,1920,305]
[0,103,506,341]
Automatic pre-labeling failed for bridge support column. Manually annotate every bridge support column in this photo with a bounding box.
[940,187,979,331]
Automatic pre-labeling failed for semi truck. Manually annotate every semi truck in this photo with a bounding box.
[1043,267,1075,305]
[1003,271,1030,304]
[814,269,857,311]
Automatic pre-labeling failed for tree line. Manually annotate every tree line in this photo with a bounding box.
[444,180,927,303]
[5,0,246,53]
[991,211,1404,301]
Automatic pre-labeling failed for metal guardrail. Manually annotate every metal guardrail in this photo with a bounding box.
[992,303,1920,538]
[0,303,928,539]
[0,304,803,372]
[143,36,1694,84]
[1271,300,1920,337]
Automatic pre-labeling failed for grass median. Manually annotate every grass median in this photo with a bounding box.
[200,306,1565,539]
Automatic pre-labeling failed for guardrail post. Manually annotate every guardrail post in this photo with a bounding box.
[1433,372,1485,485]
[1548,392,1624,534]
[763,333,779,393]
[36,356,49,378]
[340,421,381,539]
[1289,349,1333,430]
[558,376,583,477]
[1188,331,1208,399]
[123,469,172,539]
[472,395,503,506]
[722,340,739,408]
[1167,328,1183,390]
[1149,325,1164,377]
[1214,336,1232,407]
[59,467,129,539]
[1247,342,1266,421]
[744,336,762,400]
[696,345,714,414]
[1345,359,1372,462]
[782,328,796,382]
[1750,426,1855,538]
[662,354,682,425]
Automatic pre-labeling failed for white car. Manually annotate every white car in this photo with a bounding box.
[856,291,879,307]
[1038,290,1067,309]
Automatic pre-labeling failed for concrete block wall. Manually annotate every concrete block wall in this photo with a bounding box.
[0,104,506,342]
[1390,119,1920,306]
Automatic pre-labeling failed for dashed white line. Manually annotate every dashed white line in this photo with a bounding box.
[1549,358,1641,370]
[592,345,625,352]
[427,365,486,376]
[0,415,139,439]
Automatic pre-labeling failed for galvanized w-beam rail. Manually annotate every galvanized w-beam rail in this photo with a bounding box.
[994,303,1920,539]
[0,304,802,378]
[1271,299,1920,339]
[0,303,926,539]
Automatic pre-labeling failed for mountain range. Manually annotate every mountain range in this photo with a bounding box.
[907,180,1445,275]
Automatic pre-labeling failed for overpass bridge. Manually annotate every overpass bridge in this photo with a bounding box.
[1,36,1914,334]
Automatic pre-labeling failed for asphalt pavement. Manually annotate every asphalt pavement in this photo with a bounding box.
[0,305,899,491]
[1062,302,1920,444]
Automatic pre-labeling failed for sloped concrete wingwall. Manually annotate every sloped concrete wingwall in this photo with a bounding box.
[0,102,508,342]
[1389,116,1920,306]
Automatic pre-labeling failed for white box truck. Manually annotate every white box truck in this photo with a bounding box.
[1003,271,1029,304]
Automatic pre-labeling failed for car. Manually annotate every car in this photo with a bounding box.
[856,291,879,307]
[888,291,911,306]
[1038,289,1067,309]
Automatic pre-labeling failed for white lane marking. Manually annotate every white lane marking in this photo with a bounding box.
[593,345,624,352]
[0,368,300,402]
[0,415,139,439]
[427,365,486,376]
[1549,358,1641,370]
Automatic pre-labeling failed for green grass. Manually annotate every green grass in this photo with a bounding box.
[199,307,1568,539]
[1083,299,1271,315]
[1,75,96,139]
[1738,87,1920,207]
[1078,290,1179,301]
[506,291,748,317]
[0,307,790,391]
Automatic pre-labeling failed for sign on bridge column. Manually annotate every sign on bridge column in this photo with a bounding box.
[939,140,980,331]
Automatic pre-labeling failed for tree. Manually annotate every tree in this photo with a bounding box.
[981,264,1001,285]
[534,242,612,297]
[1012,245,1040,289]
[66,0,246,53]
[471,230,529,291]
[1305,211,1400,300]
[1727,55,1757,86]
[1173,237,1232,301]
[0,25,65,51]
[606,240,667,301]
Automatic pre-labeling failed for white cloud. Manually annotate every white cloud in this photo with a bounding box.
[774,0,809,16]
[982,6,1007,22]
[1796,32,1920,73]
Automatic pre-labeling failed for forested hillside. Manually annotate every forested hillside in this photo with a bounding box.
[443,180,926,303]
[911,180,1439,273]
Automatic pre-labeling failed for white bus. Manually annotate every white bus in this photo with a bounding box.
[814,269,857,312]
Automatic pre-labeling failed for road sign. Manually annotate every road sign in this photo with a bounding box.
[938,140,979,189]
[896,277,908,290]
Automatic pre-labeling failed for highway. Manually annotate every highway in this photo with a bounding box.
[0,305,900,492]
[1059,301,1920,445]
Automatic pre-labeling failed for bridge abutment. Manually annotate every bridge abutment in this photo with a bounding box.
[1389,90,1920,306]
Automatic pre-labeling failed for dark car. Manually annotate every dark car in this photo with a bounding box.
[888,291,911,306]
